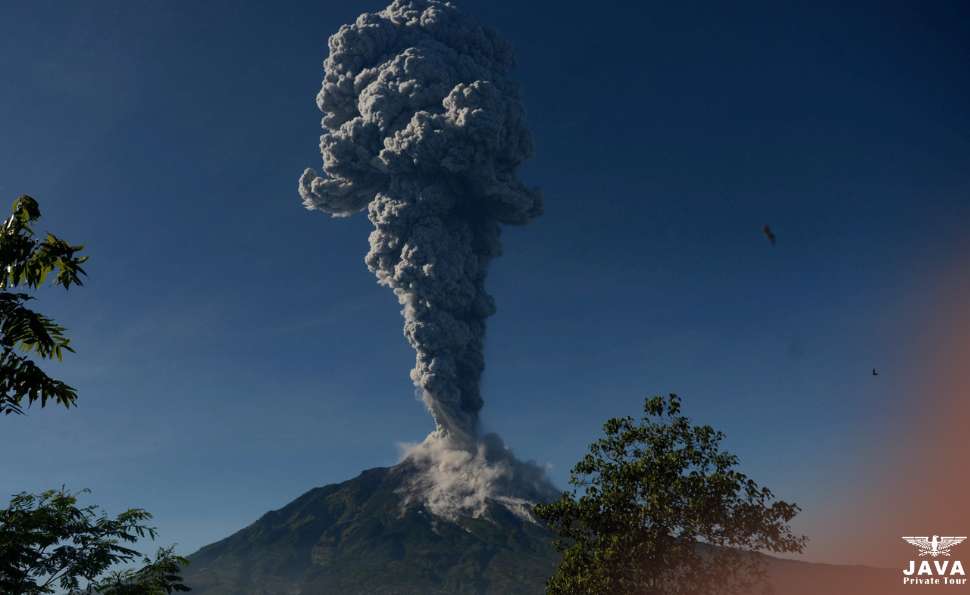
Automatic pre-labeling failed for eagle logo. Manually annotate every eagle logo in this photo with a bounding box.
[902,535,967,557]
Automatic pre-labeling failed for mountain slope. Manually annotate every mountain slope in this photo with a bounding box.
[185,464,558,595]
[185,464,903,595]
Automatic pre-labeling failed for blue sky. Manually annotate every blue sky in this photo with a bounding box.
[1,0,967,565]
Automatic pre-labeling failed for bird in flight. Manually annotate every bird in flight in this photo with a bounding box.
[872,368,879,376]
[762,224,776,246]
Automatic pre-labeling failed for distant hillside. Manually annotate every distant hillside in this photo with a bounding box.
[765,557,905,595]
[185,464,903,595]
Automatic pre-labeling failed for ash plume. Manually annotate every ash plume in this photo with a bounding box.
[299,0,541,447]
[397,432,557,521]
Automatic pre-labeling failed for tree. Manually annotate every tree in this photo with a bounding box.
[89,546,190,595]
[0,196,190,592]
[0,194,87,415]
[0,489,189,594]
[534,394,806,595]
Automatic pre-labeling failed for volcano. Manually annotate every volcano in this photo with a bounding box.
[183,463,558,595]
[183,463,906,595]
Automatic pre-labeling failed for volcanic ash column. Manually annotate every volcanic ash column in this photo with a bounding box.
[299,1,552,518]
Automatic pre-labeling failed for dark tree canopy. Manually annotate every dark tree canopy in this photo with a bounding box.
[0,489,189,594]
[0,194,87,415]
[534,394,806,595]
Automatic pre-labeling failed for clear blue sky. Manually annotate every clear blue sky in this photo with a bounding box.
[1,0,967,565]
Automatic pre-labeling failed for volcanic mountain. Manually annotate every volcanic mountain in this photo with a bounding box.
[184,463,906,595]
[184,463,558,595]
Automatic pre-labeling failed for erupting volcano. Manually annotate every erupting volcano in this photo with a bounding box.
[299,0,553,519]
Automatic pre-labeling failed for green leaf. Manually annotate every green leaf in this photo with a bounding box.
[0,195,87,414]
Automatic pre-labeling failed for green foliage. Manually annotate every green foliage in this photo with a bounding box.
[0,489,189,594]
[534,394,806,595]
[0,194,87,414]
[88,547,191,594]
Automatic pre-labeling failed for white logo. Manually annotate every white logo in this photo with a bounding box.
[902,534,967,586]
[902,535,967,558]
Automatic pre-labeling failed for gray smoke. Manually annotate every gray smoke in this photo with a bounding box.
[300,0,541,447]
[397,432,556,521]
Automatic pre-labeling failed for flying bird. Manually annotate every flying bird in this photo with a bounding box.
[872,368,879,376]
[762,224,776,246]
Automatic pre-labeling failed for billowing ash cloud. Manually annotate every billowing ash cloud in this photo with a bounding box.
[300,0,541,446]
[397,432,557,521]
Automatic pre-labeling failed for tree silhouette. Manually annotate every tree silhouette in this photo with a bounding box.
[0,489,189,594]
[535,394,806,595]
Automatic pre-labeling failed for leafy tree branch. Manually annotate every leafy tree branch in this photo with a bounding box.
[0,195,87,415]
